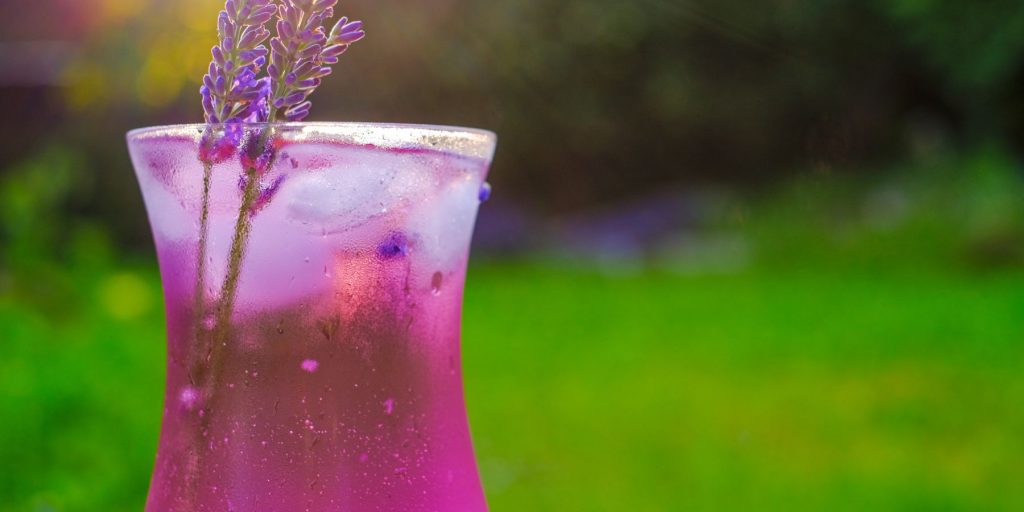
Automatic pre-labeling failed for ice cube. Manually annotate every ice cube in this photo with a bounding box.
[285,171,389,233]
[282,145,438,236]
[404,173,482,271]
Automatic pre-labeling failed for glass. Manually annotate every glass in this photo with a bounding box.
[126,123,496,511]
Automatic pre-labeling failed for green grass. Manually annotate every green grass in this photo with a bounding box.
[3,148,1023,510]
[2,261,1022,511]
[464,265,1024,511]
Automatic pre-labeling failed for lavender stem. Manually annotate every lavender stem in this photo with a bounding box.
[193,161,214,331]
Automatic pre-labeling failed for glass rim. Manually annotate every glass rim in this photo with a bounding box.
[127,121,494,139]
[127,122,497,161]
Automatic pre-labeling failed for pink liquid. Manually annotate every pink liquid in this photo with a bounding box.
[128,124,495,511]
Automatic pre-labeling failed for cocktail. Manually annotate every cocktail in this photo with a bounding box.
[128,123,495,511]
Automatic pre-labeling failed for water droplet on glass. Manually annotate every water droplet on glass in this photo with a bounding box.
[179,387,199,410]
[202,313,216,331]
[383,398,396,415]
[301,359,319,373]
[478,182,492,202]
[431,272,443,296]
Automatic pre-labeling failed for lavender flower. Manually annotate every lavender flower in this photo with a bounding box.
[377,231,410,260]
[200,0,276,124]
[267,0,365,121]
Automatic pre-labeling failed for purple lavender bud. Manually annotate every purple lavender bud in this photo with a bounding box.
[377,232,410,260]
[200,86,217,122]
[239,48,268,63]
[284,101,311,121]
[330,16,349,32]
[212,46,226,66]
[296,29,321,45]
[293,61,315,78]
[285,5,301,26]
[334,20,365,44]
[242,92,270,122]
[308,9,333,29]
[276,20,294,40]
[252,5,277,21]
[283,90,307,106]
[203,75,217,94]
[238,30,261,49]
[321,44,347,58]
[270,37,289,57]
[239,89,263,101]
[298,44,322,60]
[218,11,231,37]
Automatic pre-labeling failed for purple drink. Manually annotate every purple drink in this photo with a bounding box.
[127,123,496,511]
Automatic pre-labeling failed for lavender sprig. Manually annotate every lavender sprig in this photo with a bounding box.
[200,0,276,124]
[267,0,365,121]
[186,4,365,504]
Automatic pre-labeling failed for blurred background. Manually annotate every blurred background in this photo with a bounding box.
[2,0,1023,510]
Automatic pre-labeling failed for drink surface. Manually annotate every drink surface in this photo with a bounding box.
[127,125,494,511]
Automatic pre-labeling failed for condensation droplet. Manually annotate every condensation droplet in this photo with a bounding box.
[431,271,443,296]
[179,387,199,410]
[301,359,319,373]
